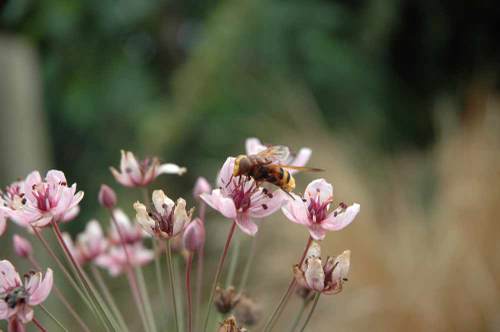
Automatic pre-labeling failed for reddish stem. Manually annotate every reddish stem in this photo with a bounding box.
[202,221,237,332]
[186,252,194,332]
[32,317,47,332]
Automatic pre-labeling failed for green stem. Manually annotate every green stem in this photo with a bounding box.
[166,240,180,332]
[185,252,194,332]
[225,232,241,287]
[288,300,308,332]
[238,234,258,291]
[90,265,129,332]
[202,222,237,332]
[39,304,68,332]
[136,266,158,332]
[298,294,321,332]
[152,239,168,329]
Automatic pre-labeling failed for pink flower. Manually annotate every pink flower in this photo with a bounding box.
[12,235,32,258]
[1,181,27,229]
[0,260,53,324]
[62,220,108,265]
[183,218,205,251]
[0,208,6,237]
[200,158,286,236]
[134,190,192,239]
[110,150,186,187]
[282,178,359,240]
[109,209,146,245]
[94,244,154,276]
[193,177,212,200]
[293,242,350,295]
[245,137,312,173]
[1,171,84,228]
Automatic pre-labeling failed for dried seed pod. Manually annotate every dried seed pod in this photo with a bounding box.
[218,316,247,332]
[234,294,260,326]
[214,286,240,314]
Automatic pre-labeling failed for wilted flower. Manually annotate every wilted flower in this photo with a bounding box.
[12,235,32,258]
[0,260,53,324]
[62,220,108,265]
[201,158,285,236]
[110,150,186,187]
[94,244,154,276]
[1,171,83,228]
[245,137,311,173]
[282,178,360,240]
[193,177,212,200]
[218,316,247,332]
[214,286,240,314]
[293,242,351,295]
[109,209,145,245]
[183,218,205,251]
[98,184,117,209]
[134,190,192,239]
[234,294,261,326]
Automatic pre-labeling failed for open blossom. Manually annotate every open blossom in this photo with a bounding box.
[294,242,350,294]
[200,158,285,236]
[134,190,192,239]
[1,171,83,228]
[109,209,146,245]
[245,137,311,173]
[110,150,186,187]
[1,181,27,229]
[193,177,212,200]
[95,244,154,276]
[282,178,360,240]
[62,220,108,265]
[0,260,53,324]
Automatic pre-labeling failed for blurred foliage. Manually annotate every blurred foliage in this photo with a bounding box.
[1,0,499,224]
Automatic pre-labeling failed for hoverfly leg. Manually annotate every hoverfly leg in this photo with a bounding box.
[282,189,296,200]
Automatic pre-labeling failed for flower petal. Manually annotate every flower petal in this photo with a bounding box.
[201,190,237,219]
[248,190,286,218]
[16,305,33,324]
[0,260,21,291]
[281,195,310,226]
[308,224,326,241]
[322,203,360,231]
[304,257,325,292]
[216,158,235,189]
[235,213,258,236]
[305,178,333,204]
[245,137,267,155]
[157,163,187,176]
[28,269,53,305]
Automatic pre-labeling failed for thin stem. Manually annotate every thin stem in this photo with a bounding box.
[28,255,91,332]
[298,294,321,332]
[185,252,194,332]
[202,222,237,332]
[225,232,241,287]
[288,300,308,332]
[51,223,116,332]
[90,265,129,332]
[238,234,258,291]
[194,245,204,332]
[263,236,313,332]
[136,266,158,332]
[166,240,179,332]
[173,256,185,332]
[108,209,150,332]
[32,317,48,332]
[152,239,168,328]
[39,304,69,332]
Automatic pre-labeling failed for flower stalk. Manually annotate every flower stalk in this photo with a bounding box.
[166,239,180,332]
[298,293,321,332]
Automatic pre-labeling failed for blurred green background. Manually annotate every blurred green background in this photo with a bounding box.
[2,1,500,331]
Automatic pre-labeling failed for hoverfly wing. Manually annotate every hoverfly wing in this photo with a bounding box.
[277,165,324,172]
[254,145,290,162]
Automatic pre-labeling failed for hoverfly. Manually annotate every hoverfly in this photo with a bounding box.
[233,145,323,194]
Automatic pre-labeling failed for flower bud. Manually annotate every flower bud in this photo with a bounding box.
[13,234,32,258]
[183,218,205,252]
[98,184,117,209]
[193,177,211,199]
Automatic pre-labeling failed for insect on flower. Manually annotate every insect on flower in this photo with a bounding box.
[233,145,323,195]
